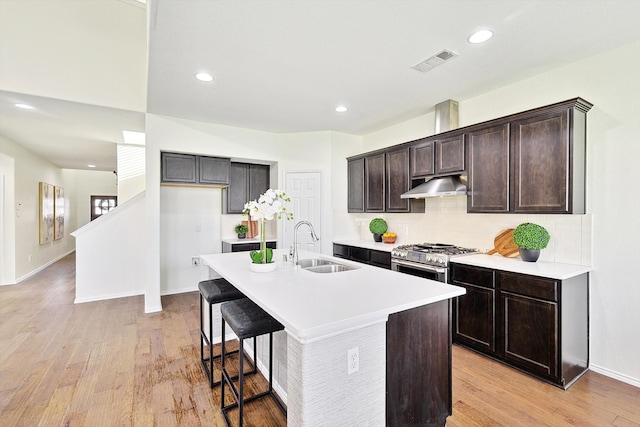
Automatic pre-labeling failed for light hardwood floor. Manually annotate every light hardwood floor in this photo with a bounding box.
[1,253,638,426]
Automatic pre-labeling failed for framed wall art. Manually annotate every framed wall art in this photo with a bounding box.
[39,182,54,244]
[54,186,64,240]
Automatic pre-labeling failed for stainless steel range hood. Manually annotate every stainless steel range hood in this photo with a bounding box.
[401,175,467,199]
[401,99,466,199]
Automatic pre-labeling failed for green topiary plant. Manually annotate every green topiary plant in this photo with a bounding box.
[513,223,550,250]
[234,224,249,235]
[369,218,388,235]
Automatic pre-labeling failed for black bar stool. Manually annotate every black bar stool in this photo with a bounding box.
[198,278,256,388]
[220,298,286,427]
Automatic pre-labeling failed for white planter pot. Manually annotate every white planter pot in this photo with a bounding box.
[250,262,277,273]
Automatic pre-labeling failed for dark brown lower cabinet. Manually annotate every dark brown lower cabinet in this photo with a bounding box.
[451,263,588,389]
[221,241,276,253]
[332,243,391,269]
[387,300,451,427]
[452,265,497,356]
[502,291,558,379]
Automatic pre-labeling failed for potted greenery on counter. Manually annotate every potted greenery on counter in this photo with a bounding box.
[369,218,388,242]
[513,222,550,262]
[234,223,249,239]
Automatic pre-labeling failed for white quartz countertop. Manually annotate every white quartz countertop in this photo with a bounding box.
[452,253,591,280]
[222,237,277,244]
[200,249,465,343]
[333,239,395,252]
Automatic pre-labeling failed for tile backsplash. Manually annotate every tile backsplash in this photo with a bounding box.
[343,196,592,266]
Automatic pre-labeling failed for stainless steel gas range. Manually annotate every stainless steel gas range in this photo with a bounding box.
[391,243,478,283]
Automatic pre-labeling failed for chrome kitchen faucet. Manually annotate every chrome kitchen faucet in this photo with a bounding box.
[290,221,320,265]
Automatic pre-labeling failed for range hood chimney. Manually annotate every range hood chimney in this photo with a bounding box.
[401,100,466,199]
[434,99,459,133]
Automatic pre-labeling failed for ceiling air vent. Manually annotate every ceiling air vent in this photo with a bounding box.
[411,49,459,73]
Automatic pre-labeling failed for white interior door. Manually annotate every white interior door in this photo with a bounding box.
[283,172,322,253]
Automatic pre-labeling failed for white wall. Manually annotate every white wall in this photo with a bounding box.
[65,169,117,230]
[145,114,360,311]
[160,186,223,295]
[0,153,16,284]
[330,131,364,240]
[0,0,147,112]
[73,193,146,303]
[357,41,640,385]
[0,135,71,281]
[0,135,120,284]
[118,174,145,203]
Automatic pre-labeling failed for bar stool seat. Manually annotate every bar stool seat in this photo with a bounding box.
[220,298,286,427]
[198,278,255,388]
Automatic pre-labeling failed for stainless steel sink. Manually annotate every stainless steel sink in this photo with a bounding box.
[304,264,358,273]
[297,258,359,273]
[296,258,335,268]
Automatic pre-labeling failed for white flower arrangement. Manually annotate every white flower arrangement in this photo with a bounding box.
[243,188,293,222]
[243,189,293,264]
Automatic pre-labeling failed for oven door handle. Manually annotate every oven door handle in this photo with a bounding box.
[391,259,447,273]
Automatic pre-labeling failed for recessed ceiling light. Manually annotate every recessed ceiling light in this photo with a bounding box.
[15,103,34,109]
[335,105,348,113]
[468,29,493,44]
[88,164,96,168]
[196,72,214,82]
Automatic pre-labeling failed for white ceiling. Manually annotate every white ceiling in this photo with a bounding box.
[0,91,145,171]
[2,0,640,171]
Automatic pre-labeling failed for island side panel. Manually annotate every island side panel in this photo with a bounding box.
[287,323,386,426]
[205,267,290,397]
[386,300,452,427]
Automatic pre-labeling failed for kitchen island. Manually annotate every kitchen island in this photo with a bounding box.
[200,249,465,426]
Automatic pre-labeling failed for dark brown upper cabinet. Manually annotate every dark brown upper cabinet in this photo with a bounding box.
[161,152,198,184]
[466,124,510,213]
[410,133,465,179]
[385,147,412,212]
[348,98,591,215]
[435,134,466,175]
[466,98,591,214]
[365,152,385,212]
[348,149,423,213]
[347,157,365,213]
[410,139,435,178]
[510,107,580,214]
[161,152,230,187]
[199,156,232,186]
[222,162,270,214]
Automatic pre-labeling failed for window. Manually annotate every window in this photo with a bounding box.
[91,196,117,221]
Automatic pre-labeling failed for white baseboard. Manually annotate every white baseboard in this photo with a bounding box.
[590,364,640,388]
[145,304,162,314]
[14,249,75,284]
[161,286,198,296]
[74,290,144,304]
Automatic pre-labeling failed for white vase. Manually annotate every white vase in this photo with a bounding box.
[250,262,277,273]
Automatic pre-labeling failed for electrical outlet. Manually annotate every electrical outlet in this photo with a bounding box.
[403,226,409,236]
[191,256,200,266]
[347,347,359,375]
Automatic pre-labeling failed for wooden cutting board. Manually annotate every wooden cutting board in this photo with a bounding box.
[487,228,519,257]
